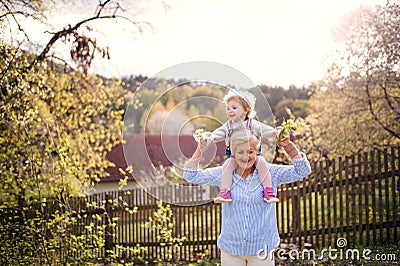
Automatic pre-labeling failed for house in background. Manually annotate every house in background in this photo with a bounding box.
[90,135,225,195]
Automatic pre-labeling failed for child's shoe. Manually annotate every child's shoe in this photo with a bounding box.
[264,187,279,203]
[214,188,232,203]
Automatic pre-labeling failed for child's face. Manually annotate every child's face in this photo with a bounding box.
[226,99,247,122]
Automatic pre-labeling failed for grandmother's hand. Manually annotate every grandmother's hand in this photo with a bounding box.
[198,140,208,153]
[188,140,208,164]
[275,126,289,146]
[279,135,290,147]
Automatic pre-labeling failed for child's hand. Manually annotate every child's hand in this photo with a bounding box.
[202,132,213,145]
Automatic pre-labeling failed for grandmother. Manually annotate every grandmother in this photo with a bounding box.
[184,129,311,266]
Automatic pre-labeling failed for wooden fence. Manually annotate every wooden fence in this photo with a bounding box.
[85,146,399,263]
[16,146,396,263]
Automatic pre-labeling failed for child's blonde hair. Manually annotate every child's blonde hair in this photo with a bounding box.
[223,89,257,119]
[230,129,261,154]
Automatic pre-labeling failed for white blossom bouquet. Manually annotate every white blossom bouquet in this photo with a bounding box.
[193,128,212,144]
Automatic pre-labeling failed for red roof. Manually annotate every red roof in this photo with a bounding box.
[104,135,226,182]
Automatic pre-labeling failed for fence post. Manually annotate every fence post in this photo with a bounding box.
[291,182,300,232]
[105,193,114,260]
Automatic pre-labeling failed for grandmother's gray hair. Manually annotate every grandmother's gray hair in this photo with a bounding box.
[230,129,261,154]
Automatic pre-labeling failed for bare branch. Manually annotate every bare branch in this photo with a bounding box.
[96,0,112,17]
[30,14,113,68]
[1,2,30,40]
[379,82,400,116]
[365,80,400,138]
[28,1,148,71]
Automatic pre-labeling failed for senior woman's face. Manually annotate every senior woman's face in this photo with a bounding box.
[233,142,257,171]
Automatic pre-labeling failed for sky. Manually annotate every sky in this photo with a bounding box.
[40,0,383,89]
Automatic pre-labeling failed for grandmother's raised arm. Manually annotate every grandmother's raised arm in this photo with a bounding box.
[272,135,312,185]
[280,137,302,159]
[186,140,208,168]
[183,140,222,186]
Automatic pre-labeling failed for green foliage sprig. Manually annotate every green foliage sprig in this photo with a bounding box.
[144,201,187,264]
[280,118,306,138]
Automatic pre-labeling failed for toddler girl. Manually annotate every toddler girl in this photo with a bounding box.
[194,89,279,203]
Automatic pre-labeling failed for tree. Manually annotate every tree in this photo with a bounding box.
[307,1,400,159]
[258,84,312,124]
[274,98,309,123]
[0,0,148,264]
[1,0,144,204]
[0,43,132,264]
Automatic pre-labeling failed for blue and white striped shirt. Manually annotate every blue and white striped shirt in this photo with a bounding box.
[183,153,311,256]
